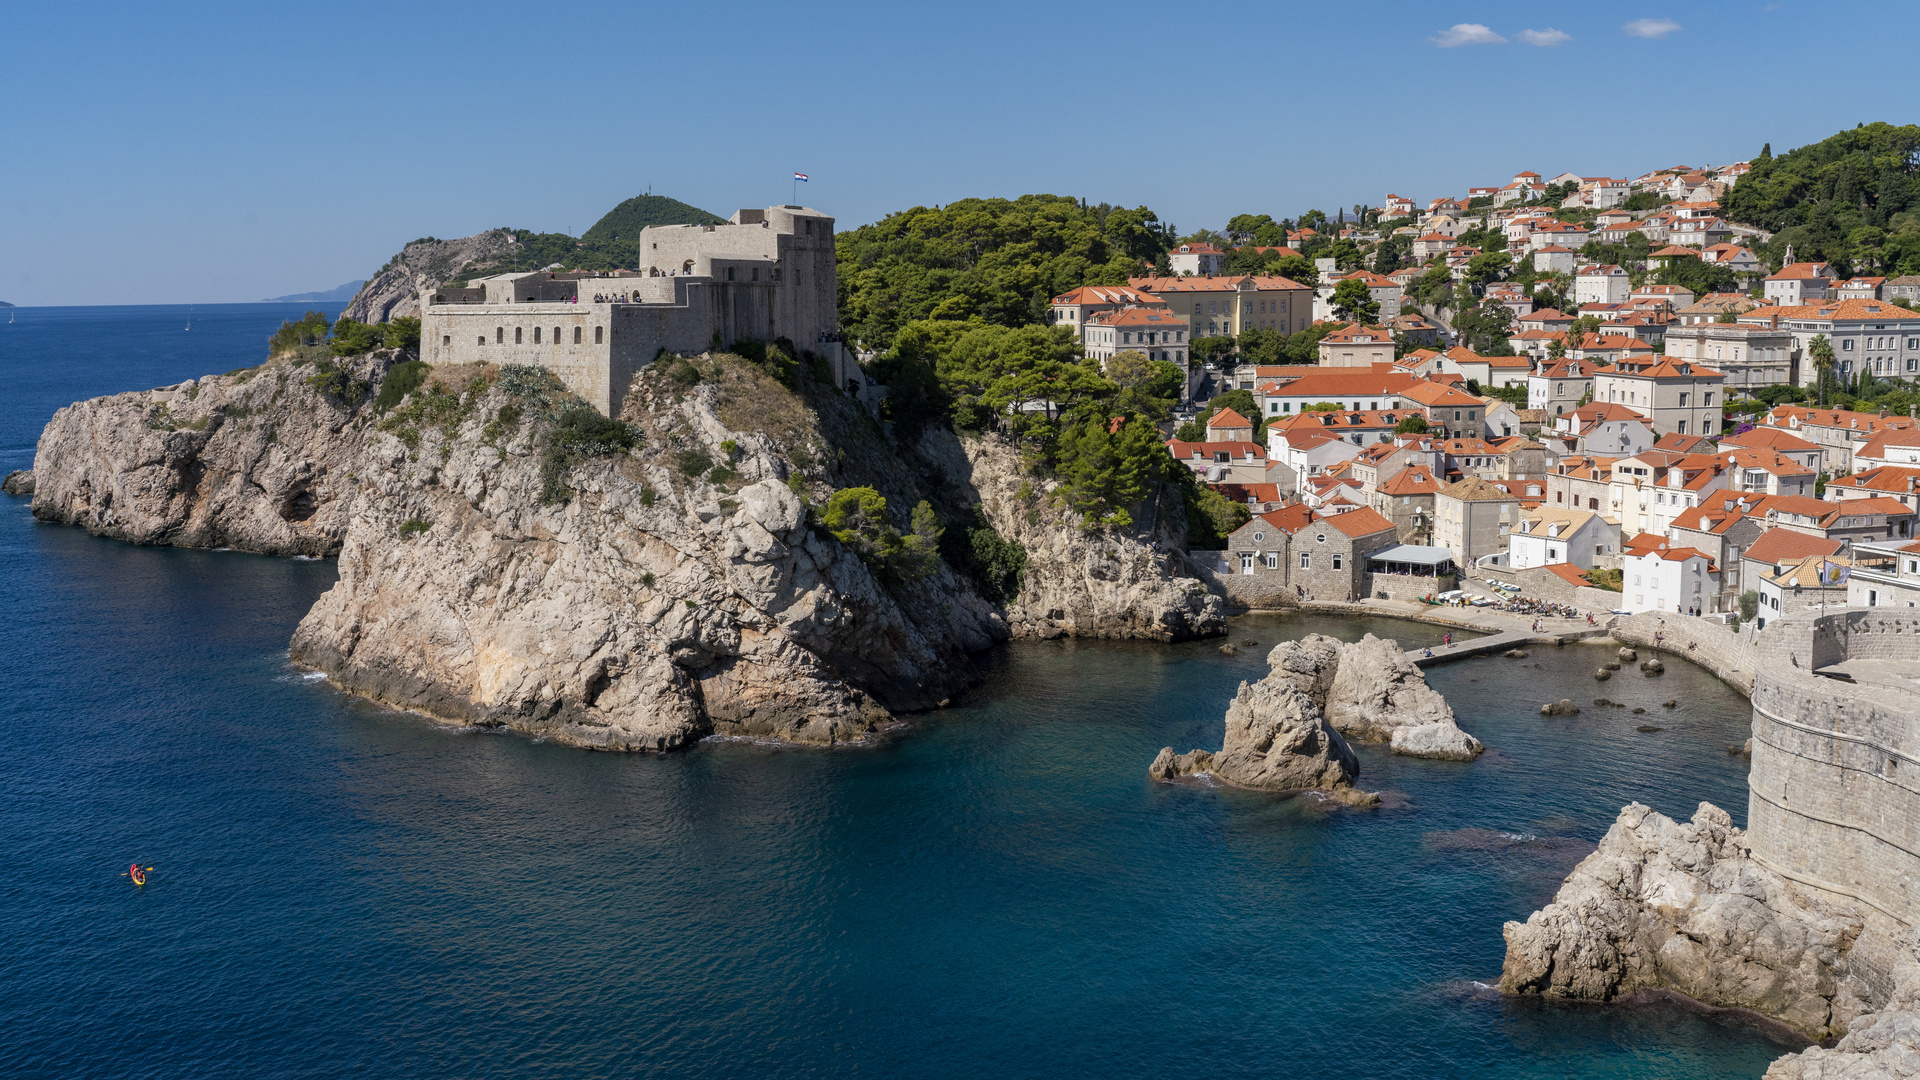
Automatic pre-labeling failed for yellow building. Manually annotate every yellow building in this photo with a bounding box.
[1128,274,1313,339]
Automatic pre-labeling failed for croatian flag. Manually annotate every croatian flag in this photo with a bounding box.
[794,172,808,182]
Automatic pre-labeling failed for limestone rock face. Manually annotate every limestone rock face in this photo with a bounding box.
[1320,633,1482,759]
[1210,676,1360,789]
[1390,721,1485,761]
[291,366,1005,749]
[1149,633,1361,793]
[30,352,394,555]
[940,431,1225,642]
[2,469,31,495]
[1501,801,1876,1041]
[1266,634,1344,701]
[340,230,518,324]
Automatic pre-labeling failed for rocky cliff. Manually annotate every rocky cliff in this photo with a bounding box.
[288,357,1006,748]
[30,350,396,555]
[925,432,1225,642]
[1501,801,1878,1042]
[341,230,518,324]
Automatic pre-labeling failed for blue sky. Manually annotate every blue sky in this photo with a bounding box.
[3,0,1912,306]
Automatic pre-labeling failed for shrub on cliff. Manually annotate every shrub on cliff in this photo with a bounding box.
[305,358,370,407]
[1054,414,1168,529]
[939,506,1027,601]
[375,361,431,413]
[541,407,640,501]
[1184,480,1250,550]
[269,311,332,356]
[821,487,943,581]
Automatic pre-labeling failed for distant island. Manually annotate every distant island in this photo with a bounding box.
[0,300,14,308]
[262,281,364,304]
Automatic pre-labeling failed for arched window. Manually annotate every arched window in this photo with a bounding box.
[573,326,582,344]
[553,327,560,345]
[533,326,541,344]
[595,326,604,344]
[496,327,504,343]
[478,335,486,346]
[515,326,523,344]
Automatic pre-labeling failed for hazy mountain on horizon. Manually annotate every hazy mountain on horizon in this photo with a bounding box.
[262,281,364,304]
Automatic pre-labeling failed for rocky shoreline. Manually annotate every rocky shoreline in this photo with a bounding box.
[24,349,1223,750]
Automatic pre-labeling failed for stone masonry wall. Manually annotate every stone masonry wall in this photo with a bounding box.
[1746,611,1920,958]
[1610,610,1759,691]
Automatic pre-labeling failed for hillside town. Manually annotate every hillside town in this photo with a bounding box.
[1046,163,1920,625]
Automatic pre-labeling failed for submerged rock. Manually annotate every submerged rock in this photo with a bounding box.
[1501,801,1877,1041]
[1642,658,1665,675]
[1618,647,1638,661]
[1542,699,1580,716]
[1,469,32,495]
[1594,668,1612,681]
[1504,648,1528,658]
[1218,644,1239,656]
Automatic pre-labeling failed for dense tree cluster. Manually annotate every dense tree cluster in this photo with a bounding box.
[1723,123,1920,274]
[835,195,1177,350]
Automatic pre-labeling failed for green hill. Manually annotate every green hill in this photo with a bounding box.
[1722,123,1920,275]
[456,193,724,280]
[582,194,724,250]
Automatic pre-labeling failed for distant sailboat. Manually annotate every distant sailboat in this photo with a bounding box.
[185,305,192,332]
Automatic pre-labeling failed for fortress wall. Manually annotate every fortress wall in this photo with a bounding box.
[1746,610,1920,936]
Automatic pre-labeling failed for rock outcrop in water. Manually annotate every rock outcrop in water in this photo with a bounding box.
[1150,631,1478,794]
[1501,801,1877,1042]
[29,351,395,555]
[1246,633,1482,760]
[2,469,31,495]
[1148,664,1362,795]
[1322,634,1483,760]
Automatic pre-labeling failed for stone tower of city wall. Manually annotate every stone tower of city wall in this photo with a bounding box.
[1747,609,1920,991]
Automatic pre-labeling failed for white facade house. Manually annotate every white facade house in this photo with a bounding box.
[1507,507,1613,570]
[1575,264,1631,306]
[1848,539,1920,608]
[1624,534,1721,615]
[1168,243,1227,276]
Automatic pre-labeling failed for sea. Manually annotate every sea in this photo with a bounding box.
[0,304,1794,1078]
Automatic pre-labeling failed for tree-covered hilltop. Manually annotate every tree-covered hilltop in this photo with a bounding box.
[835,195,1177,350]
[447,194,725,281]
[1722,122,1920,275]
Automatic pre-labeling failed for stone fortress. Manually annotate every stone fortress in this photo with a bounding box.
[420,205,856,415]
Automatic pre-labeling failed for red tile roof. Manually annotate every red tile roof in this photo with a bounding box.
[1743,529,1842,566]
[1321,506,1396,537]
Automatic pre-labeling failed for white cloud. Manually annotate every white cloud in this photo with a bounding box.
[1518,28,1571,45]
[1624,17,1682,38]
[1432,23,1506,47]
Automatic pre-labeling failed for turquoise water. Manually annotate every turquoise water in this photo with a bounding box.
[0,307,1791,1077]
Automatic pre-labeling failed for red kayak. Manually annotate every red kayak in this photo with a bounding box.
[128,864,146,886]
